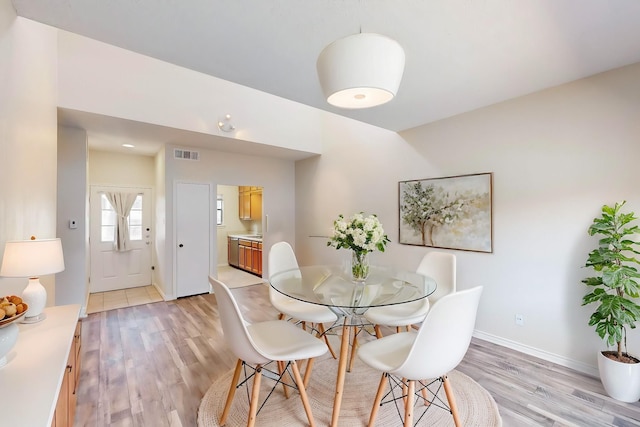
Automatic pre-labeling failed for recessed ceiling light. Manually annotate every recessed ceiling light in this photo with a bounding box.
[122,143,135,148]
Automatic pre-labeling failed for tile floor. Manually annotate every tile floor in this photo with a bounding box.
[87,285,163,314]
[86,267,263,314]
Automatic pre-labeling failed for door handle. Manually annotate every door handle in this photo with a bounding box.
[179,244,184,248]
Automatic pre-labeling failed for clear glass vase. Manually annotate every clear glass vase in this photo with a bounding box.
[351,250,370,282]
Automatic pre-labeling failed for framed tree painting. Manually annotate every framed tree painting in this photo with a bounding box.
[399,172,493,253]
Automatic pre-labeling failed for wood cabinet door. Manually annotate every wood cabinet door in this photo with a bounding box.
[239,244,246,268]
[251,246,260,274]
[249,191,262,220]
[239,192,251,219]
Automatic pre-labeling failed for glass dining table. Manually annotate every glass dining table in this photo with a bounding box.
[269,264,437,427]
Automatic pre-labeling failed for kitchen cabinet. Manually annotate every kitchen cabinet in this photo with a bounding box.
[237,238,262,276]
[239,186,262,220]
[251,240,262,274]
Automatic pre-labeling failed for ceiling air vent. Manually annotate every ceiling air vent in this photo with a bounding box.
[174,149,200,161]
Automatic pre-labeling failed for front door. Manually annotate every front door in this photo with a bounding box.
[89,185,152,293]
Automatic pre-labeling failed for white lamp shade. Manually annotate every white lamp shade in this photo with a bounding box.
[317,33,405,109]
[0,238,65,278]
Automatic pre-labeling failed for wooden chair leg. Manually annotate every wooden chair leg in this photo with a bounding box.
[401,378,410,406]
[277,360,290,399]
[420,380,429,406]
[374,325,383,339]
[220,359,244,425]
[442,375,461,427]
[278,312,285,320]
[348,328,359,372]
[291,360,316,427]
[303,357,315,388]
[318,323,337,359]
[247,365,263,427]
[368,373,388,427]
[404,380,415,427]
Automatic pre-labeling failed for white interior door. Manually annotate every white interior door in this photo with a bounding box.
[90,186,152,293]
[176,182,211,297]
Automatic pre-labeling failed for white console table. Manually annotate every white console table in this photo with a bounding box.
[0,304,80,427]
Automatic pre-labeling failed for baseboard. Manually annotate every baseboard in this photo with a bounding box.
[473,330,599,378]
[151,282,171,301]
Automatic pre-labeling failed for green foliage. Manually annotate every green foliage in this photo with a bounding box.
[582,201,640,360]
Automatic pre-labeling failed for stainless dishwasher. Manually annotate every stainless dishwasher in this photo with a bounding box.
[228,237,239,267]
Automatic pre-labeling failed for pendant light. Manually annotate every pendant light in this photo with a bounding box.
[317,33,405,109]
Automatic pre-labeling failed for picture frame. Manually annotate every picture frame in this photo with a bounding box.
[398,172,493,253]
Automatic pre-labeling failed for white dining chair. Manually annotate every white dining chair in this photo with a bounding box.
[364,251,456,337]
[210,276,328,427]
[358,286,483,427]
[268,241,338,358]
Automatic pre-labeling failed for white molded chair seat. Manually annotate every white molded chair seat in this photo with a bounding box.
[271,296,339,323]
[269,241,339,357]
[210,277,328,427]
[358,286,483,427]
[363,299,429,327]
[364,251,455,335]
[246,320,329,361]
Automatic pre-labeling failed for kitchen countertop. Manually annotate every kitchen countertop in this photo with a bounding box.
[228,234,263,242]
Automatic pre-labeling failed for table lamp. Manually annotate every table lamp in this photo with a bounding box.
[0,237,65,323]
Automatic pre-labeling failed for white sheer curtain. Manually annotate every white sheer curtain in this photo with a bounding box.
[104,192,139,252]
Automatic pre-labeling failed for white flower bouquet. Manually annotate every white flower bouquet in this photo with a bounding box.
[327,212,390,280]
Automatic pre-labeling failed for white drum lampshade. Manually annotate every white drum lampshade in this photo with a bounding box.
[1,237,65,323]
[316,33,405,109]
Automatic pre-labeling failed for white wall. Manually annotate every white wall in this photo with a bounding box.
[56,126,88,310]
[296,63,640,374]
[56,30,323,156]
[153,147,167,295]
[89,150,155,187]
[0,7,59,302]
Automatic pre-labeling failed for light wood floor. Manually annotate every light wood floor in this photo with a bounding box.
[74,284,640,427]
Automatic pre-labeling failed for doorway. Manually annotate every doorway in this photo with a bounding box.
[216,184,264,287]
[89,185,153,292]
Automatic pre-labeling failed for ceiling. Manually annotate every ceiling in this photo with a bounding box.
[12,0,640,156]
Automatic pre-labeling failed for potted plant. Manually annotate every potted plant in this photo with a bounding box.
[582,201,640,402]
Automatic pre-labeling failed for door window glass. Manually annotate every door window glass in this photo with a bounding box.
[128,195,143,240]
[100,194,143,242]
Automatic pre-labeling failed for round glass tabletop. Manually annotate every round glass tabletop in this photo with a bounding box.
[269,265,437,316]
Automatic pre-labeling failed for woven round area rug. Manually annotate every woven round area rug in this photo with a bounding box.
[198,357,502,427]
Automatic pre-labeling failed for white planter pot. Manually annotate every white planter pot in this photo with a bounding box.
[598,351,640,403]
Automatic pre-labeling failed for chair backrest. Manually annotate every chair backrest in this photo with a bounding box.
[392,286,483,380]
[268,241,299,279]
[416,251,456,304]
[267,241,301,305]
[209,276,270,365]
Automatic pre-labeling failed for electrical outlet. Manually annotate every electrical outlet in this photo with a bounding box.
[515,314,524,326]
